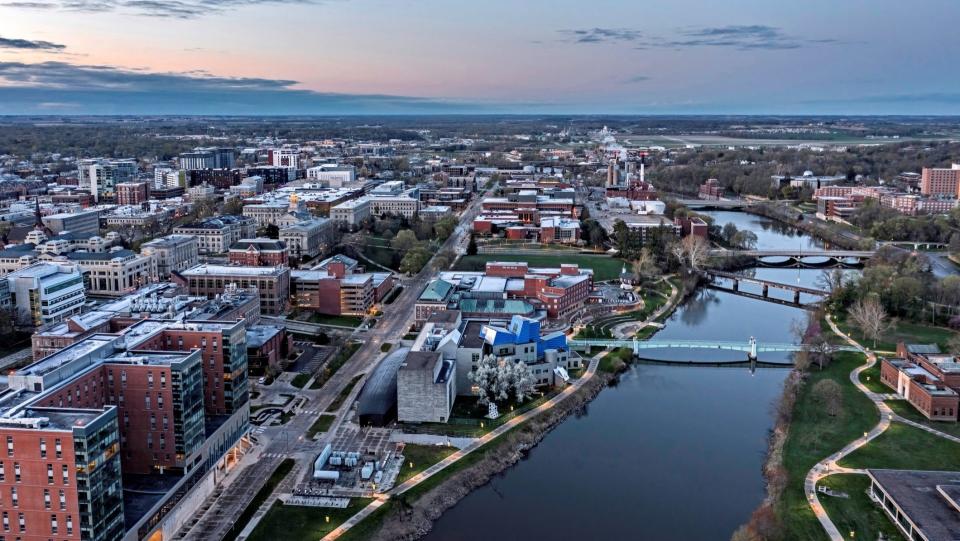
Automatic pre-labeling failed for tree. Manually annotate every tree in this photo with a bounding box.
[680,235,710,272]
[432,250,454,271]
[631,248,658,284]
[722,222,739,244]
[848,297,892,348]
[391,229,419,252]
[511,361,534,403]
[812,379,843,416]
[469,355,500,407]
[731,230,758,250]
[399,244,432,274]
[433,215,458,241]
[466,233,478,256]
[263,224,279,239]
[223,198,243,216]
[950,233,960,256]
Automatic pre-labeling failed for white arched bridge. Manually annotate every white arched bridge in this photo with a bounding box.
[569,337,858,359]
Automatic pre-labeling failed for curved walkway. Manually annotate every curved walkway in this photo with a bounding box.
[321,351,604,540]
[611,277,680,339]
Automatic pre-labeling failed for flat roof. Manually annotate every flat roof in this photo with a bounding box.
[869,469,960,540]
[180,264,286,277]
[401,350,439,371]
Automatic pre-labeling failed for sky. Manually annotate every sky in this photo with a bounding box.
[1,0,960,115]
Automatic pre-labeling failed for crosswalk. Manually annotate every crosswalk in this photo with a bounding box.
[299,409,323,415]
[251,426,267,435]
[260,452,286,459]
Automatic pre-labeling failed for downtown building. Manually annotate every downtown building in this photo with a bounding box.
[0,316,251,541]
[173,264,290,315]
[173,216,257,255]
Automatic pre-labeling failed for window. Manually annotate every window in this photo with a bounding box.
[9,488,15,507]
[5,437,11,458]
[39,439,46,459]
[158,394,164,409]
[11,463,18,483]
[17,513,23,533]
[160,373,166,388]
[145,396,151,410]
[0,462,4,482]
[58,490,65,511]
[50,515,57,534]
[2,511,8,532]
[46,464,53,484]
[43,490,50,510]
[147,372,154,388]
[66,516,72,536]
[120,371,127,385]
[61,465,68,485]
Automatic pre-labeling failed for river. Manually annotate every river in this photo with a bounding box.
[423,211,840,541]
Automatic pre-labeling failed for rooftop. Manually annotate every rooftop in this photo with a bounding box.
[179,264,287,277]
[869,469,960,540]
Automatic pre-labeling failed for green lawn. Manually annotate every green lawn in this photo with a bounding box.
[454,254,626,281]
[598,348,633,374]
[224,459,295,541]
[289,373,310,389]
[835,316,956,352]
[818,474,904,541]
[305,415,335,439]
[308,313,364,327]
[840,421,960,470]
[247,498,373,541]
[857,363,889,394]
[326,374,363,412]
[402,391,559,438]
[778,351,877,539]
[395,444,457,486]
[885,400,960,438]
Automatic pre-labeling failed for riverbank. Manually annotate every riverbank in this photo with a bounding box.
[353,363,614,541]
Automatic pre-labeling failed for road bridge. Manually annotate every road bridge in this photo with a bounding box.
[709,249,874,267]
[675,199,752,209]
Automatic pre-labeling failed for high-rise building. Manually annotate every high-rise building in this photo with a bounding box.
[77,159,138,202]
[4,263,86,327]
[115,182,150,206]
[920,165,960,197]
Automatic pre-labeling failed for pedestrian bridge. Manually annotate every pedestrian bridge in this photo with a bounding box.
[569,338,857,358]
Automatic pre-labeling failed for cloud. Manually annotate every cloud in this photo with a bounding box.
[0,61,485,114]
[0,36,66,51]
[1,0,316,17]
[661,25,812,50]
[560,24,839,51]
[559,28,643,44]
[622,75,651,84]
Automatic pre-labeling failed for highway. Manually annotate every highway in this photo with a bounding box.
[180,184,491,541]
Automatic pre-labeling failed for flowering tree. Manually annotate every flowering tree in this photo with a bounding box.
[511,361,535,403]
[468,355,536,406]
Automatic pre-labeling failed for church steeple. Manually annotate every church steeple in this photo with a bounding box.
[34,196,42,228]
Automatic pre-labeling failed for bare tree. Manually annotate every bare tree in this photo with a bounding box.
[681,235,711,272]
[848,297,892,348]
[631,248,658,284]
[815,269,846,295]
[812,379,843,416]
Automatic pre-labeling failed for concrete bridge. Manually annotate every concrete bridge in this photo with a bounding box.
[569,337,856,360]
[709,249,874,267]
[675,199,752,209]
[705,270,829,306]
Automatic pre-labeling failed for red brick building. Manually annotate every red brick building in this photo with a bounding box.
[116,181,150,206]
[228,239,289,267]
[485,261,592,318]
[920,166,960,197]
[879,343,960,421]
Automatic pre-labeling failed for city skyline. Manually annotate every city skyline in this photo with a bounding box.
[2,0,960,114]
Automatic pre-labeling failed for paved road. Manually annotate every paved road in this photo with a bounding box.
[181,185,492,541]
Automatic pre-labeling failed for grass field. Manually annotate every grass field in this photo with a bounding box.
[395,444,457,486]
[885,400,960,438]
[834,316,956,352]
[247,498,374,541]
[857,363,889,394]
[305,415,335,439]
[289,373,310,388]
[817,474,904,541]
[840,421,960,471]
[778,351,877,538]
[454,254,625,281]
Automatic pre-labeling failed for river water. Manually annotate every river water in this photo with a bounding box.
[424,211,837,541]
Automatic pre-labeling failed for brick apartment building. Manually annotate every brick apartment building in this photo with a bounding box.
[227,239,289,266]
[920,166,960,197]
[880,343,960,421]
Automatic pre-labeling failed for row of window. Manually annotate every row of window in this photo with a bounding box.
[4,438,62,460]
[0,487,67,510]
[0,462,69,485]
[1,512,72,535]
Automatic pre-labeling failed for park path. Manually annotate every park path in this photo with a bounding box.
[611,276,680,339]
[320,350,605,540]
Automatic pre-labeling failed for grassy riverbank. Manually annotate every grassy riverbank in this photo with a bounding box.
[775,352,877,539]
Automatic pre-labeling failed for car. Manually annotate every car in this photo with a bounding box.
[258,377,267,384]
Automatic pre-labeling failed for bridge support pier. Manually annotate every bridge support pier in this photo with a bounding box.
[762,284,769,297]
[794,290,801,304]
[748,336,758,361]
[732,279,739,292]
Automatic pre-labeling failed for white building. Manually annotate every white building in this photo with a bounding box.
[173,216,257,254]
[77,159,138,202]
[141,234,200,279]
[5,262,85,327]
[270,147,299,169]
[306,165,356,187]
[330,197,371,227]
[61,248,156,297]
[279,218,336,260]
